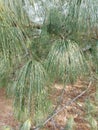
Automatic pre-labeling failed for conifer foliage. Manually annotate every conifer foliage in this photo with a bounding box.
[0,0,98,129]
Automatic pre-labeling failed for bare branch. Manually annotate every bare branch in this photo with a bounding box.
[34,81,92,130]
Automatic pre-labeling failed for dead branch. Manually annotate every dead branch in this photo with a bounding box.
[34,81,92,130]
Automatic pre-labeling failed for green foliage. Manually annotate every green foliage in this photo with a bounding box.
[66,0,98,33]
[0,0,98,129]
[20,119,31,130]
[0,57,11,88]
[2,125,13,130]
[13,59,51,123]
[46,39,88,83]
[0,3,26,62]
[93,41,98,72]
[47,8,65,35]
[85,99,97,116]
[64,117,75,130]
[86,115,98,130]
[31,29,51,60]
[85,88,98,130]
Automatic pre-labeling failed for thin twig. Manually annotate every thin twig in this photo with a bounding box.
[44,81,92,125]
[34,81,92,130]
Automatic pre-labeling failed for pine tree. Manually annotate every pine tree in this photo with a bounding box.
[0,0,98,129]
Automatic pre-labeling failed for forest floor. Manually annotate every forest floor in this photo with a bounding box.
[0,88,19,130]
[0,80,97,130]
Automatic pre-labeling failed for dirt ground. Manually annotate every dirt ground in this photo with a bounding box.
[45,80,91,130]
[0,80,97,130]
[0,88,19,130]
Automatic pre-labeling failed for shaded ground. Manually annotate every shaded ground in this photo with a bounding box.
[0,80,97,130]
[45,80,96,130]
[0,88,18,130]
